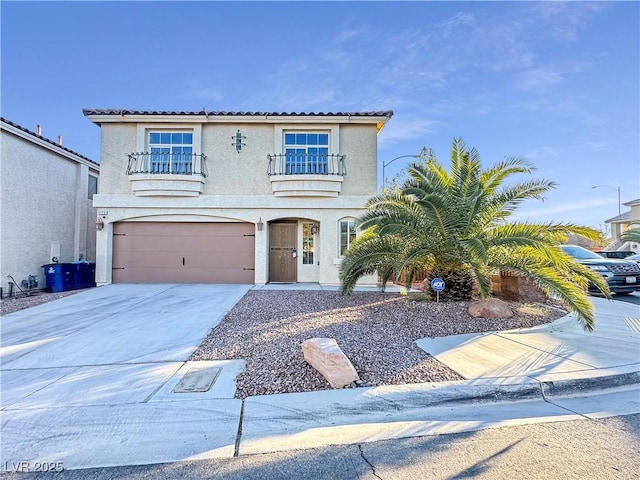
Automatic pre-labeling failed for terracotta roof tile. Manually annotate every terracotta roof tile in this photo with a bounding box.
[82,109,393,118]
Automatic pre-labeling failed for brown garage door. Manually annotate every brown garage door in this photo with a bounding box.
[112,222,255,283]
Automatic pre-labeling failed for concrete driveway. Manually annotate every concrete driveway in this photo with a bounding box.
[1,284,251,468]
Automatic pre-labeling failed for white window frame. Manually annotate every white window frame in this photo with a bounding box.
[284,132,330,174]
[302,222,315,265]
[88,174,98,199]
[147,131,194,174]
[274,124,340,155]
[136,124,202,153]
[339,218,357,256]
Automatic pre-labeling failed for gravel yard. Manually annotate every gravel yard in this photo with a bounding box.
[191,290,567,399]
[2,287,567,399]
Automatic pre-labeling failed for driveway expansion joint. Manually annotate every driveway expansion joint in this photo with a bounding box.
[234,399,245,457]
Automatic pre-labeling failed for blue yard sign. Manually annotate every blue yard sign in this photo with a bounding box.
[431,277,445,302]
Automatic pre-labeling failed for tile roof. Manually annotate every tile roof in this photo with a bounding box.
[1,117,99,166]
[605,211,631,223]
[82,109,393,118]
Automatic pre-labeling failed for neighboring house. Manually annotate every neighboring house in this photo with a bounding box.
[0,118,100,295]
[83,109,392,286]
[605,198,640,252]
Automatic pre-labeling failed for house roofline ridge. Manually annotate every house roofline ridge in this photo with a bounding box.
[82,109,394,118]
[1,117,99,167]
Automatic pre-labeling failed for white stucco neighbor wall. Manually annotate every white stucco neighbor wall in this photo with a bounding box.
[0,120,99,295]
[86,111,390,287]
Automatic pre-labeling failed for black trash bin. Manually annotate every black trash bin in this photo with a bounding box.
[73,262,96,289]
[42,263,75,292]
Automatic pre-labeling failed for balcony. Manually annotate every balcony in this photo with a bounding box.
[267,153,346,197]
[126,152,208,197]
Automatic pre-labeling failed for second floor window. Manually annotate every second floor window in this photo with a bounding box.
[149,132,193,174]
[284,132,329,174]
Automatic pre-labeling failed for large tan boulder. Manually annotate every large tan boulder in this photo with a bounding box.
[468,298,514,318]
[301,338,360,388]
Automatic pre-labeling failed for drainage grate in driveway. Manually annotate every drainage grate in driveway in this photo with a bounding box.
[623,317,640,333]
[172,367,222,393]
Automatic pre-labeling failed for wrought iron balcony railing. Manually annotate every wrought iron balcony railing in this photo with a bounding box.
[267,153,346,176]
[127,152,208,177]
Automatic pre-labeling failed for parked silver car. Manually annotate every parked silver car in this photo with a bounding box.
[625,253,640,264]
[560,245,640,295]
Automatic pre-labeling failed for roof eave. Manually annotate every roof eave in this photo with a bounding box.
[83,109,393,131]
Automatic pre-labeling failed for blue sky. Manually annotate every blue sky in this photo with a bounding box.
[2,1,638,231]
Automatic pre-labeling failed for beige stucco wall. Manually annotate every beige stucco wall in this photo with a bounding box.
[92,195,374,286]
[98,124,137,195]
[203,123,273,195]
[338,125,378,196]
[0,125,99,294]
[90,115,384,287]
[97,121,378,198]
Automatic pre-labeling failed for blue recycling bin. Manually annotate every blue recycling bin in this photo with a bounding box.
[42,263,76,292]
[72,262,96,289]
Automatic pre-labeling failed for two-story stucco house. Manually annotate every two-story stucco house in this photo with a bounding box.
[83,109,392,286]
[605,198,640,253]
[0,118,100,296]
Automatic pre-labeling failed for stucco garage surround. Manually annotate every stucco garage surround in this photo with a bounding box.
[112,222,255,283]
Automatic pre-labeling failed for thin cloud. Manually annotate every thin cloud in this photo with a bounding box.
[524,146,561,162]
[528,2,608,42]
[517,67,565,92]
[513,198,615,220]
[378,116,441,148]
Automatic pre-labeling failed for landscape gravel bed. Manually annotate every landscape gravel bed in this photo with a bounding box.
[191,290,567,399]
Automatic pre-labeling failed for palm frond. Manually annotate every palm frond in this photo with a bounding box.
[340,137,602,330]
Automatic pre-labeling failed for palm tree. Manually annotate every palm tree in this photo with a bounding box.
[340,138,609,331]
[620,222,640,244]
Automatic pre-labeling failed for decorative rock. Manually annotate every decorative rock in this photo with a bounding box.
[468,297,514,318]
[301,337,360,389]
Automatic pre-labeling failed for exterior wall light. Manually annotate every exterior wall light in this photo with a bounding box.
[232,129,246,153]
[311,223,319,235]
[95,217,105,231]
[257,217,264,231]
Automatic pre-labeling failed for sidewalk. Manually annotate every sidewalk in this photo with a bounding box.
[238,295,639,455]
[1,289,638,471]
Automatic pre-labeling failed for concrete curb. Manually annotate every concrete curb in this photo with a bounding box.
[242,367,640,415]
[237,369,640,456]
[540,370,640,398]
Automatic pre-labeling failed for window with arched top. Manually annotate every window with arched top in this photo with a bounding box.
[339,218,357,256]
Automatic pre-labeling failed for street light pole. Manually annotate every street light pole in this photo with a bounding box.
[382,148,427,190]
[592,185,621,216]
